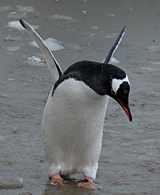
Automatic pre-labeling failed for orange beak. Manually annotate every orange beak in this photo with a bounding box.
[118,99,132,121]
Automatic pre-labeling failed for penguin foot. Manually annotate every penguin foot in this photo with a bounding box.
[50,173,67,185]
[77,176,102,190]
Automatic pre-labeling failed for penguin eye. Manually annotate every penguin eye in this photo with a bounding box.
[119,88,128,94]
[123,88,128,94]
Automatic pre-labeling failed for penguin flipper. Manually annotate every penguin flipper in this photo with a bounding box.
[19,19,63,83]
[104,26,127,64]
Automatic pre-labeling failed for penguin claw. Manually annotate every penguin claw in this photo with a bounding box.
[77,181,95,189]
[77,181,102,190]
[50,179,66,185]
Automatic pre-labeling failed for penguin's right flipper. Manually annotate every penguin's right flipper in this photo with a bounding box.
[19,19,63,83]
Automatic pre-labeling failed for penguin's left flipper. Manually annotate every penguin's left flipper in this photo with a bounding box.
[104,26,127,64]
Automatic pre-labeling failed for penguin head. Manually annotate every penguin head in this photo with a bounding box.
[104,65,132,121]
[109,76,132,121]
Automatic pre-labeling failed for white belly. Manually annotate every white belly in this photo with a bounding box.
[41,78,109,179]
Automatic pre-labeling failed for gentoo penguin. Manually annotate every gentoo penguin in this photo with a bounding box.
[19,19,132,189]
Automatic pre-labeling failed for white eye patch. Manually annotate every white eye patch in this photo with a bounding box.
[111,75,130,95]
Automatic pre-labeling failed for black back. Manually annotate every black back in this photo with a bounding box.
[52,61,126,96]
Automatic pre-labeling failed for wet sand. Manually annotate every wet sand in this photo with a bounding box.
[0,0,160,194]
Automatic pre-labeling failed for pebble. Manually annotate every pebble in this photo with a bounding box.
[0,177,23,189]
[19,192,32,195]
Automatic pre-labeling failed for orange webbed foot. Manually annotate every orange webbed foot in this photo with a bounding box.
[50,173,67,185]
[77,176,102,190]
